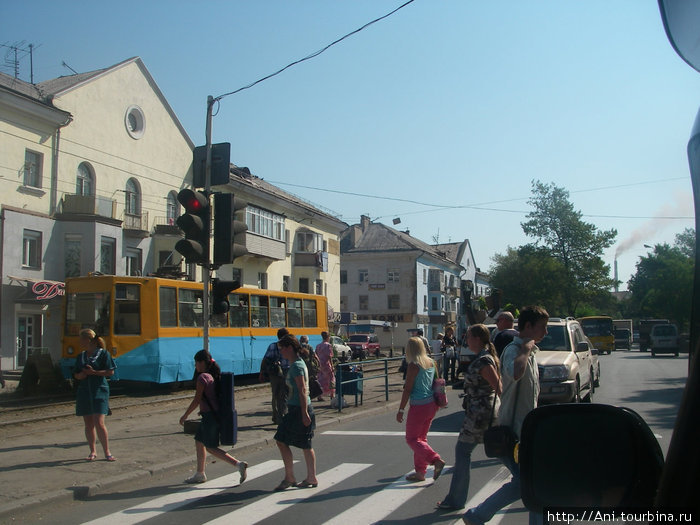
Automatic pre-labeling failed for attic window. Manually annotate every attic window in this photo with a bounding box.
[125,105,146,139]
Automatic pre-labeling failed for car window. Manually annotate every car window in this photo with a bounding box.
[538,325,568,351]
[349,335,368,342]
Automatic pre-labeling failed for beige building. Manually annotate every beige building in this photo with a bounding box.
[0,57,193,370]
[0,56,346,372]
[216,166,347,316]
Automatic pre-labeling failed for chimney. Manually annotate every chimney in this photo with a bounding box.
[614,259,619,292]
[360,215,370,232]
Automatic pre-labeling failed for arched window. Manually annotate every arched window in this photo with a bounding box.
[76,162,94,196]
[125,178,140,215]
[166,191,179,225]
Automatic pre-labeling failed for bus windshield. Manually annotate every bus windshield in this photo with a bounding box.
[580,318,613,337]
[65,292,110,336]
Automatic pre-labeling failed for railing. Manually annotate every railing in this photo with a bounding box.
[59,194,117,219]
[123,211,149,231]
[334,351,453,413]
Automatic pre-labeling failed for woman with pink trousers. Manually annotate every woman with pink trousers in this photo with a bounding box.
[396,336,446,481]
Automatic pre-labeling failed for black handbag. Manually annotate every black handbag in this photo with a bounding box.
[483,376,520,460]
[309,378,323,399]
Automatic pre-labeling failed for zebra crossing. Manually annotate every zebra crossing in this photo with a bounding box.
[80,458,517,525]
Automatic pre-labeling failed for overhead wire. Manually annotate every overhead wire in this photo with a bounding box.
[215,0,416,101]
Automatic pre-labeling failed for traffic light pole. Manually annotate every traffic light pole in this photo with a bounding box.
[202,95,216,352]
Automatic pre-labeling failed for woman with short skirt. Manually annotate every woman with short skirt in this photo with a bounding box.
[273,334,318,490]
[73,329,116,461]
[396,336,446,482]
[179,349,248,484]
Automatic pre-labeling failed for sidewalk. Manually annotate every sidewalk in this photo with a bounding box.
[0,373,405,519]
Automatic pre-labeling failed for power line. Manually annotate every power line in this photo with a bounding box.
[267,178,694,221]
[215,0,416,101]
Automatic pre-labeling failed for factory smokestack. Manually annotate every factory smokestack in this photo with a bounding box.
[614,259,619,292]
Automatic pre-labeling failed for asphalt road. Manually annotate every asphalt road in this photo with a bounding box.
[7,350,689,525]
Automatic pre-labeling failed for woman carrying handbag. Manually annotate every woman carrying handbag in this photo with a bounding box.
[436,324,502,510]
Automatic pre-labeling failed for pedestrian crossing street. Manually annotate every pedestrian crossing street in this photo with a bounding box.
[81,458,517,525]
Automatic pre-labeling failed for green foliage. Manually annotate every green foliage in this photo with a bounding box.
[490,181,617,316]
[628,236,695,330]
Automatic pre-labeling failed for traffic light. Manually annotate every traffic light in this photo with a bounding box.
[213,193,248,266]
[211,279,240,315]
[175,189,210,264]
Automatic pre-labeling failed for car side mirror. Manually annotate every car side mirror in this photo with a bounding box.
[519,404,664,512]
[576,341,590,353]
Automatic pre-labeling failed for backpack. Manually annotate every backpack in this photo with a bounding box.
[202,372,238,446]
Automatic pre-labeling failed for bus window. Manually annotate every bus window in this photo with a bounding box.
[159,287,177,327]
[287,298,302,327]
[65,292,110,336]
[179,288,203,327]
[114,284,141,335]
[250,295,269,328]
[229,293,249,327]
[270,297,286,327]
[303,299,317,327]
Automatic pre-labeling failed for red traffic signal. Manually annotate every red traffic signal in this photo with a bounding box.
[175,189,210,264]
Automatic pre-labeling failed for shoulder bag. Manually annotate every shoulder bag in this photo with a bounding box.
[483,372,520,460]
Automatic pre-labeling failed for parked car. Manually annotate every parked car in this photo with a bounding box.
[614,328,632,350]
[346,333,380,360]
[536,317,594,404]
[330,335,352,362]
[650,324,680,357]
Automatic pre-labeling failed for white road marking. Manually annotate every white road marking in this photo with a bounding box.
[322,430,459,437]
[203,462,373,525]
[82,460,285,525]
[324,470,437,525]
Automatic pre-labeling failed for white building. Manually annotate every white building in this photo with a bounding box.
[339,216,464,349]
[0,57,193,370]
[216,166,347,315]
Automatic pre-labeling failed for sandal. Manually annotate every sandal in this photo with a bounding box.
[105,455,116,462]
[405,473,425,482]
[86,453,97,461]
[295,480,318,488]
[433,458,446,480]
[274,479,295,491]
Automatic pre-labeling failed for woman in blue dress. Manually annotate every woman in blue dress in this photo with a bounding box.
[73,329,116,461]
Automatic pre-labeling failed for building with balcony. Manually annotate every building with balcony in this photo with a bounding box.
[339,216,465,349]
[0,57,193,370]
[213,166,347,316]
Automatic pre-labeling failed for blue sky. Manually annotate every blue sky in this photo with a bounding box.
[3,0,698,292]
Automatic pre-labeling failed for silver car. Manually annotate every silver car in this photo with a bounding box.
[537,317,595,403]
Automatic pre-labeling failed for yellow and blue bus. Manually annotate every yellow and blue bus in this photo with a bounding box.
[60,275,328,383]
[578,315,615,354]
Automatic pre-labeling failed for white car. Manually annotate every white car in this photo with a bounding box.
[330,335,352,362]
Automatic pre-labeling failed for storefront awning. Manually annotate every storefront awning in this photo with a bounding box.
[6,276,65,302]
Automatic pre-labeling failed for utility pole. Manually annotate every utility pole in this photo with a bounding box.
[201,95,216,351]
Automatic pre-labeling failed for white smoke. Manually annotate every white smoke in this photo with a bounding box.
[615,190,694,258]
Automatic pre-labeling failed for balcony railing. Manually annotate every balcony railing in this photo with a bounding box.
[59,194,117,219]
[123,211,149,232]
[153,216,182,235]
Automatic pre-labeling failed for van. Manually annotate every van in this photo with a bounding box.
[650,324,679,357]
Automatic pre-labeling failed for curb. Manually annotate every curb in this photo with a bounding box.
[0,398,401,519]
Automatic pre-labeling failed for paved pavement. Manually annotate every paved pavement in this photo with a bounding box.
[0,372,407,520]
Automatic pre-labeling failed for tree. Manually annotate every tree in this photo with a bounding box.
[520,181,617,315]
[628,231,695,330]
[489,245,569,315]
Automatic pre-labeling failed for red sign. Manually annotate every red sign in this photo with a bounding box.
[31,281,65,300]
